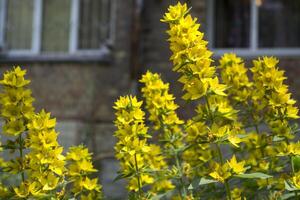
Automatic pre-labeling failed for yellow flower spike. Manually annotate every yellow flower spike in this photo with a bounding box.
[0,66,30,87]
[140,71,183,147]
[219,53,252,103]
[0,67,35,136]
[0,66,102,199]
[227,155,246,175]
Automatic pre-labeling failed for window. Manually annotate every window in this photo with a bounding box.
[0,0,115,60]
[207,0,300,56]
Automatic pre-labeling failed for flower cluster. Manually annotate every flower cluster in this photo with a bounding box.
[219,53,252,103]
[0,66,34,136]
[0,67,102,199]
[12,110,66,198]
[66,145,102,199]
[140,71,183,148]
[113,2,300,199]
[113,96,173,197]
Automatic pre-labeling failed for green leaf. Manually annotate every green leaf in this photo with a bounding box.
[188,184,193,190]
[234,172,272,179]
[199,177,218,185]
[292,156,300,172]
[113,171,134,182]
[151,190,174,200]
[273,136,285,142]
[284,180,298,192]
[280,192,296,200]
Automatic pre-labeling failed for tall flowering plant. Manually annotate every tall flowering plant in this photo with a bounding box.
[113,2,300,200]
[0,67,102,199]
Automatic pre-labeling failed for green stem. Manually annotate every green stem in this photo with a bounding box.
[215,144,232,200]
[206,95,231,200]
[134,153,142,199]
[175,151,187,199]
[18,134,25,182]
[254,124,260,134]
[291,156,295,173]
[290,155,299,197]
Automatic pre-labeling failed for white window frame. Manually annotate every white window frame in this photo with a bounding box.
[207,0,300,57]
[0,0,116,60]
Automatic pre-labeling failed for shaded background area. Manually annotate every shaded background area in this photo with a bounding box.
[0,0,299,199]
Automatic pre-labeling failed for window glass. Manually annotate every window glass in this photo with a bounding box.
[78,0,110,50]
[41,0,71,52]
[259,0,300,47]
[5,0,33,50]
[214,0,250,48]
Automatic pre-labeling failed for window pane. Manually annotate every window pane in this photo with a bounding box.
[41,0,71,52]
[5,0,33,50]
[214,0,250,48]
[78,0,110,50]
[259,0,300,47]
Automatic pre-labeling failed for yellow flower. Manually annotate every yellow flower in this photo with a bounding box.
[231,187,245,200]
[3,119,26,136]
[293,172,300,189]
[161,2,188,22]
[66,145,91,161]
[209,162,231,183]
[227,155,246,175]
[41,173,59,191]
[81,177,101,191]
[14,182,29,198]
[228,134,242,148]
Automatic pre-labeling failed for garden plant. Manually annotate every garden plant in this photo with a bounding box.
[113,2,300,200]
[0,2,300,200]
[0,67,102,199]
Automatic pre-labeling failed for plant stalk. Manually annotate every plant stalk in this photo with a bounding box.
[175,151,187,199]
[18,134,25,182]
[134,153,142,199]
[290,155,299,198]
[215,143,232,200]
[206,95,231,200]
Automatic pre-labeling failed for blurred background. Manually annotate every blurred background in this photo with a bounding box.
[0,0,299,199]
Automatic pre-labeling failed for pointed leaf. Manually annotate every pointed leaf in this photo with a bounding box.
[113,172,134,182]
[234,173,272,179]
[285,180,298,192]
[199,177,218,185]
